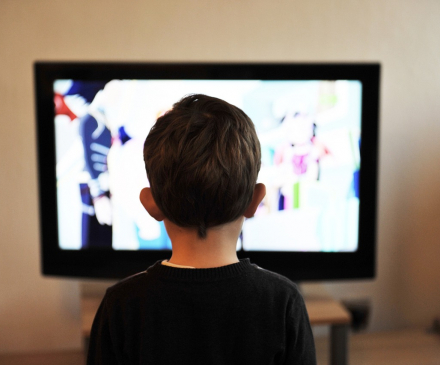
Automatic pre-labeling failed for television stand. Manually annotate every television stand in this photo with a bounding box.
[305,295,351,365]
[81,294,351,365]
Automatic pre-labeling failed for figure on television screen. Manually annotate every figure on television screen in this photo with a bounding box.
[87,80,171,250]
[55,81,113,249]
[273,105,329,211]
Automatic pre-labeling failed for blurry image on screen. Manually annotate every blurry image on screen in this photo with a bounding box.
[53,79,362,252]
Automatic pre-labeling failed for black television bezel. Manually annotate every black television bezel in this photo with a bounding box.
[35,62,380,281]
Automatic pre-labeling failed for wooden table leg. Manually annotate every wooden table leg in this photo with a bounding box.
[330,324,349,365]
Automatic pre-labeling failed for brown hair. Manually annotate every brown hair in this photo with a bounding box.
[143,94,261,239]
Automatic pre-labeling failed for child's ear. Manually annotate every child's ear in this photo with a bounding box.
[244,183,266,218]
[139,188,166,221]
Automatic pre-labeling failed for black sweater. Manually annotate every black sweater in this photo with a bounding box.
[87,259,316,365]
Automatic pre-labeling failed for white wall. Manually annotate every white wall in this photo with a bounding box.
[1,0,440,353]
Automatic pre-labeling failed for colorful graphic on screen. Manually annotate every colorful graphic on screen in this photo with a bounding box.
[53,79,362,252]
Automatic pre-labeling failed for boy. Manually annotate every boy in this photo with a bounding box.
[87,94,316,365]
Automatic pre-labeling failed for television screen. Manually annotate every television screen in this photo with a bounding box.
[54,78,362,253]
[35,63,379,280]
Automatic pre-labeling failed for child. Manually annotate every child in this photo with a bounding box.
[87,94,316,365]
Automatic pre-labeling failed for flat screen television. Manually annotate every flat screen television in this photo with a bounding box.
[34,62,380,281]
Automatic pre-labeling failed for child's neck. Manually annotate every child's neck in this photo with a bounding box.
[164,219,242,268]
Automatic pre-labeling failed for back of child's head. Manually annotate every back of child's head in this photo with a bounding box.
[143,94,261,239]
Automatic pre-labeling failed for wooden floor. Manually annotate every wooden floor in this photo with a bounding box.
[315,328,440,365]
[0,328,439,365]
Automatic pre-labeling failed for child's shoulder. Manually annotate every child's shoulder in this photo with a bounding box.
[103,259,302,304]
[249,263,302,296]
[105,269,150,299]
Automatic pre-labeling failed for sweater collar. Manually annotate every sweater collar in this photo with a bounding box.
[147,258,253,281]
